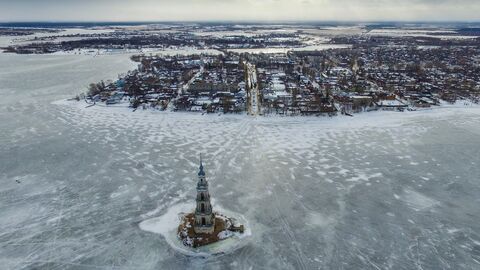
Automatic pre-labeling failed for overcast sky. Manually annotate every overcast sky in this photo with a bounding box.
[0,0,479,22]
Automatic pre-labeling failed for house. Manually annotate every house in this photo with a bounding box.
[374,99,408,111]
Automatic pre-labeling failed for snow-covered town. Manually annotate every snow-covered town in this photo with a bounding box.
[81,43,480,116]
[3,23,479,117]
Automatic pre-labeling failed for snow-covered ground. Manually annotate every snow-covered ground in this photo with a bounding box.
[227,44,351,55]
[0,28,223,56]
[366,29,479,39]
[49,47,223,56]
[1,53,480,269]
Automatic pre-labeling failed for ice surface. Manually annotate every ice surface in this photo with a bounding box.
[1,53,480,269]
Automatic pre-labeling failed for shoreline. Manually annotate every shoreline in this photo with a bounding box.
[52,98,480,132]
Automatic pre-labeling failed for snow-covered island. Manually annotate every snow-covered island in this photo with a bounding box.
[139,157,248,256]
[177,157,245,248]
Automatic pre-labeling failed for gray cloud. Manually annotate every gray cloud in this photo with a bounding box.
[0,0,478,21]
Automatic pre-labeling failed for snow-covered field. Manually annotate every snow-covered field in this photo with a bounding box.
[0,29,223,56]
[1,53,480,269]
[49,47,223,56]
[366,29,479,39]
[227,44,352,54]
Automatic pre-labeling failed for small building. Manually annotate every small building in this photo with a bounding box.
[374,99,408,111]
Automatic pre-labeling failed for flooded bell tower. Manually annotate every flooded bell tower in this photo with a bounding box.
[194,156,215,234]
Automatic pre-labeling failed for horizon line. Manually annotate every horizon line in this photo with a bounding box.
[1,20,479,24]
